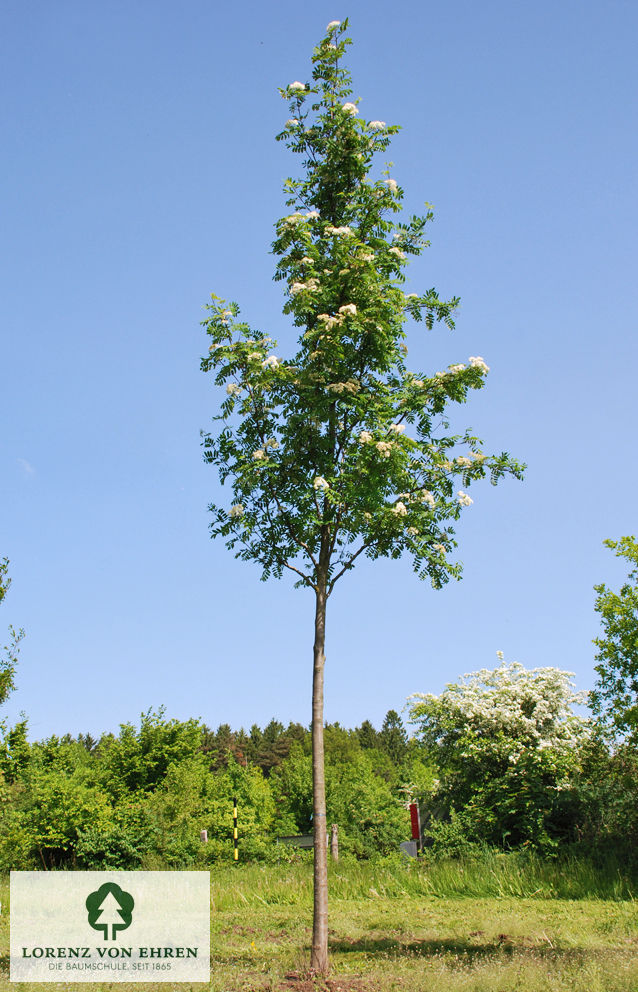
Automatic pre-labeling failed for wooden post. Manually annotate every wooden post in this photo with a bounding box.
[330,824,339,862]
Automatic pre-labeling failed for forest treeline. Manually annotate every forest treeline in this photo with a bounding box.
[1,703,637,872]
[0,709,425,870]
[3,544,638,874]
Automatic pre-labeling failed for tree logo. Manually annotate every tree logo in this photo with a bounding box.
[85,882,134,940]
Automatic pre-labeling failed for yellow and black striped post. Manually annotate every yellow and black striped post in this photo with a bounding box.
[233,796,238,862]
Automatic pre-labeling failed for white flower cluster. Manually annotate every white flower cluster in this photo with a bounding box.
[290,278,319,295]
[458,491,473,506]
[317,313,342,330]
[388,423,405,434]
[369,120,386,130]
[286,118,300,127]
[305,210,320,220]
[283,212,304,227]
[262,355,280,370]
[358,251,375,262]
[421,490,436,508]
[338,303,357,316]
[375,441,393,458]
[229,504,244,518]
[432,543,446,554]
[288,81,306,92]
[449,364,466,373]
[410,661,589,751]
[328,380,360,395]
[326,20,341,30]
[407,527,419,536]
[389,247,406,260]
[247,351,263,361]
[384,178,398,193]
[469,355,490,373]
[325,225,354,237]
[456,456,471,467]
[226,383,241,396]
[313,476,330,491]
[393,502,408,517]
[252,449,265,460]
[342,102,358,115]
[359,431,373,444]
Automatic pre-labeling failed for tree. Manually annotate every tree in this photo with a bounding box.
[379,709,408,764]
[408,659,588,851]
[590,537,638,739]
[356,719,378,750]
[201,20,523,973]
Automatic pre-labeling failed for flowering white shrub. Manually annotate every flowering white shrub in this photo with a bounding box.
[409,659,589,852]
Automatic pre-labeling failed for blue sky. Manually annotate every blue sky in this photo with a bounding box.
[2,0,637,740]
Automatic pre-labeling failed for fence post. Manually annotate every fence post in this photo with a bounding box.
[330,823,339,862]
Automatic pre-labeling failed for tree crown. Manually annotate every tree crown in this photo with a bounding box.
[201,19,524,594]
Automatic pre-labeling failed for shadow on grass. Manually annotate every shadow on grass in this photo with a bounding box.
[328,936,598,962]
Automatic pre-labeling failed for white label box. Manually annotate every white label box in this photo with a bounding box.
[10,871,210,982]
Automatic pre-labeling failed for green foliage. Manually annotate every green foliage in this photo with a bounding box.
[0,558,24,709]
[270,742,313,834]
[326,752,408,857]
[201,21,524,595]
[4,696,637,871]
[97,707,205,796]
[147,756,276,866]
[378,709,408,764]
[590,536,638,739]
[19,766,114,868]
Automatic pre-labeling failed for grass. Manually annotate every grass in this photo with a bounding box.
[1,854,638,991]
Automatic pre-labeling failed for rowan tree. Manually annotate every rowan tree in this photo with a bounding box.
[201,19,523,973]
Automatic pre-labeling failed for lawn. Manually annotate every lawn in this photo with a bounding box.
[1,856,637,991]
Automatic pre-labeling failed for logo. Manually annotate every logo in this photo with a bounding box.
[11,870,210,982]
[86,883,135,940]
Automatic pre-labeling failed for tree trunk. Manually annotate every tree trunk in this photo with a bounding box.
[310,573,329,975]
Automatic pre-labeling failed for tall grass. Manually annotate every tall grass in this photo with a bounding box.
[210,851,636,911]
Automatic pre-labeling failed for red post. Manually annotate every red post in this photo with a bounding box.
[409,803,421,849]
